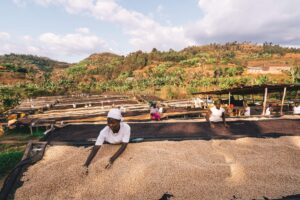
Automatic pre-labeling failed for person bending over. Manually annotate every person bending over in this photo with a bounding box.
[205,100,228,128]
[84,108,131,169]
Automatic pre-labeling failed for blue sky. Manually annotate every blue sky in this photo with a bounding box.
[0,0,300,62]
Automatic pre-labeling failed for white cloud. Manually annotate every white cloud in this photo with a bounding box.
[10,0,300,59]
[39,31,107,55]
[90,1,195,50]
[76,27,90,34]
[0,32,11,40]
[23,35,33,41]
[15,0,194,52]
[34,0,96,14]
[187,0,300,45]
[0,29,109,62]
[26,46,40,54]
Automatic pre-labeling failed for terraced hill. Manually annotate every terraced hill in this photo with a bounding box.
[1,42,300,112]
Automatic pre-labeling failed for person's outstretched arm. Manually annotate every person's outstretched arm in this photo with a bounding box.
[106,143,128,169]
[84,145,101,167]
[222,112,228,128]
[206,110,213,127]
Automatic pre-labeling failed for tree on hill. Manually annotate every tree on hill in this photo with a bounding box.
[262,42,300,55]
[0,53,69,72]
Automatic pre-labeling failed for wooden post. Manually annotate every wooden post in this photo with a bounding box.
[280,87,287,115]
[29,125,33,135]
[228,92,231,106]
[262,87,268,115]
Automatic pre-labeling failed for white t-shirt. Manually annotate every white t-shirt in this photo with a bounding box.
[158,107,163,113]
[150,107,159,114]
[244,106,250,116]
[194,98,204,108]
[95,122,131,145]
[265,107,271,115]
[209,106,225,122]
[293,106,300,114]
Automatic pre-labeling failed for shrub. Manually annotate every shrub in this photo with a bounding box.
[206,57,217,64]
[179,57,200,66]
[289,66,300,83]
[0,85,21,110]
[256,75,270,85]
[67,65,87,76]
[0,151,23,177]
[224,66,244,77]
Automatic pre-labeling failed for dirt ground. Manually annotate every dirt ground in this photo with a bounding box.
[14,136,300,200]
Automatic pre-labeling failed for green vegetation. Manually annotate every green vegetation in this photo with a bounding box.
[213,66,244,78]
[0,151,23,178]
[262,42,300,55]
[289,66,300,83]
[0,144,25,178]
[256,75,270,85]
[0,53,69,72]
[0,127,44,179]
[0,42,299,106]
[180,58,200,66]
[2,64,28,73]
[0,85,21,112]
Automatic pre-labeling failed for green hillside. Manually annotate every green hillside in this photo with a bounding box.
[1,42,300,112]
[0,53,69,72]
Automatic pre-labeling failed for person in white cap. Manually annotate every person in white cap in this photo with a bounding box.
[84,108,131,169]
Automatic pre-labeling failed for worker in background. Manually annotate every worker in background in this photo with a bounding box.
[293,102,300,115]
[193,97,204,108]
[150,102,161,121]
[84,108,131,170]
[243,102,251,116]
[205,100,229,128]
[265,104,273,116]
[207,96,213,104]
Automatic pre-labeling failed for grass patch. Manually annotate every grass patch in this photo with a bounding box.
[0,144,26,152]
[0,150,24,178]
[0,126,45,142]
[0,126,43,179]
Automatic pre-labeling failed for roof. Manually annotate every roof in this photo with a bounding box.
[192,84,300,95]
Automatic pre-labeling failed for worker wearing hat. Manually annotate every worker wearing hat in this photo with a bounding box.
[84,108,131,169]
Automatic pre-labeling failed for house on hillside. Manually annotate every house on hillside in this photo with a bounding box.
[247,64,291,74]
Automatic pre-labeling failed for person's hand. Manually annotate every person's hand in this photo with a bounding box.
[210,123,215,128]
[105,159,113,169]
